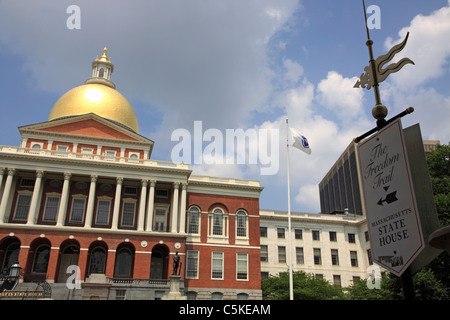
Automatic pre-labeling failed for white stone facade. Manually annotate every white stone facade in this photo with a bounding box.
[260,209,373,288]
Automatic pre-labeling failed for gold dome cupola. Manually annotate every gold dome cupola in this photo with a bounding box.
[48,48,139,133]
[84,47,115,89]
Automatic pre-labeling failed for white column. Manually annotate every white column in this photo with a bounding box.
[170,182,180,233]
[145,180,156,231]
[111,177,123,230]
[0,168,15,224]
[57,172,71,227]
[27,170,44,224]
[179,183,187,233]
[85,174,98,227]
[138,179,148,231]
[0,168,5,204]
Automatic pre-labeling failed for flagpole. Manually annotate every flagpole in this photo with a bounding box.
[286,118,294,300]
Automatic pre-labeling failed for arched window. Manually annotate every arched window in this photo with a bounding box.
[236,210,248,237]
[188,206,200,234]
[212,208,223,236]
[2,243,20,271]
[89,247,106,274]
[32,245,50,274]
[211,292,223,300]
[98,68,104,78]
[114,247,133,278]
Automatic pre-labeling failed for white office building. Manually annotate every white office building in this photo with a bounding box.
[260,209,373,288]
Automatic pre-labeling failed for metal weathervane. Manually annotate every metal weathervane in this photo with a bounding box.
[354,0,415,138]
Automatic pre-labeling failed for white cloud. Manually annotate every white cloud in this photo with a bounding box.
[283,58,304,83]
[316,71,364,124]
[384,3,450,90]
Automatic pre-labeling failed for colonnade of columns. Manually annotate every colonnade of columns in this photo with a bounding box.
[0,168,187,234]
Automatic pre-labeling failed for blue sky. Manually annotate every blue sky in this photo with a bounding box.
[0,0,449,213]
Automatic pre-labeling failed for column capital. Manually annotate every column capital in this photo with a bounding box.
[36,170,45,179]
[116,176,124,185]
[7,168,16,176]
[141,179,148,187]
[90,174,98,182]
[173,182,180,189]
[0,168,5,175]
[180,182,188,190]
[149,180,157,187]
[63,172,71,180]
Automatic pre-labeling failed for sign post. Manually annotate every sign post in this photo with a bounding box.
[357,118,424,276]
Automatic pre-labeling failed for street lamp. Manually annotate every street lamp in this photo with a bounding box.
[8,262,21,281]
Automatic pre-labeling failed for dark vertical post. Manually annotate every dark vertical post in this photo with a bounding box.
[401,266,415,300]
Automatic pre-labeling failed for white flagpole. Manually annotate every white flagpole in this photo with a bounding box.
[286,118,294,300]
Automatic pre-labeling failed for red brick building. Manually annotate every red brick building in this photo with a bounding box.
[0,49,263,300]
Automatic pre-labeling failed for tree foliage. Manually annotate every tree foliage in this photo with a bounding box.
[262,271,346,300]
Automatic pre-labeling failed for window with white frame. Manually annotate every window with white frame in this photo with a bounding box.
[186,250,199,279]
[211,251,224,279]
[236,253,248,280]
[70,197,86,223]
[105,150,116,157]
[188,206,200,234]
[236,209,248,238]
[57,145,68,152]
[13,193,32,220]
[212,208,223,236]
[95,199,111,225]
[153,207,168,232]
[121,201,136,227]
[42,195,60,222]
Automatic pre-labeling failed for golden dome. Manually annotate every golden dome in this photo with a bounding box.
[48,83,139,133]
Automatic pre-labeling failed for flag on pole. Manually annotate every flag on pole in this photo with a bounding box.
[290,127,311,155]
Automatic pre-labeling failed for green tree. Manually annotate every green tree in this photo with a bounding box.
[427,144,450,226]
[262,271,346,300]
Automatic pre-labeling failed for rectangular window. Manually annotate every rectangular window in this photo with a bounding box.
[14,194,32,220]
[314,248,322,265]
[155,189,168,198]
[333,275,342,287]
[123,187,137,195]
[260,245,268,262]
[367,249,373,265]
[312,230,320,241]
[278,246,286,263]
[236,253,248,280]
[260,227,267,237]
[186,250,199,278]
[70,198,86,223]
[295,229,303,240]
[331,249,339,265]
[296,247,304,264]
[153,208,167,232]
[211,252,223,279]
[20,179,35,187]
[277,228,285,239]
[350,251,359,267]
[57,145,68,152]
[105,150,116,157]
[95,200,111,225]
[329,231,337,242]
[188,210,199,234]
[43,196,60,222]
[121,202,136,227]
[348,233,356,243]
[115,290,126,300]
